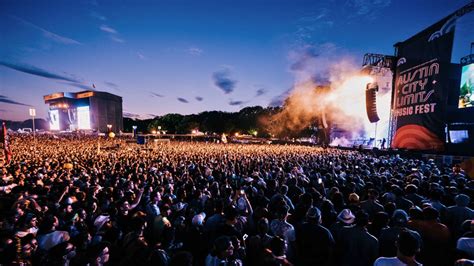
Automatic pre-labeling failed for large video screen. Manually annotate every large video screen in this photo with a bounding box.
[77,106,91,130]
[49,110,60,130]
[459,63,474,108]
[449,130,469,144]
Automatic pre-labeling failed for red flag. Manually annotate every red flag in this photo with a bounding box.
[2,122,12,164]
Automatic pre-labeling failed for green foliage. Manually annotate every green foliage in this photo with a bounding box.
[124,106,279,135]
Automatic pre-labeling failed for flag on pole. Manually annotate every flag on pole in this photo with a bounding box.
[221,133,227,144]
[92,84,96,89]
[2,122,12,164]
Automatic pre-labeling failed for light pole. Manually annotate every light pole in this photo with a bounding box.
[132,125,137,138]
[29,108,36,140]
[107,124,113,138]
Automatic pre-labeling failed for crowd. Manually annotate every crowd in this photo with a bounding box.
[0,134,473,266]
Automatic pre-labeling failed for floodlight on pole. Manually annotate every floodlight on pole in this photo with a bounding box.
[132,125,137,138]
[29,108,36,140]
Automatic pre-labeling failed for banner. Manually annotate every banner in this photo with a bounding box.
[391,14,457,151]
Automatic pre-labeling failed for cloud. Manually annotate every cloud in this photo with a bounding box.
[347,0,391,16]
[60,82,95,91]
[229,99,247,106]
[255,88,267,97]
[195,96,203,101]
[212,69,237,94]
[10,15,82,45]
[90,11,107,21]
[104,81,120,90]
[288,43,342,84]
[343,0,392,21]
[298,8,329,23]
[110,36,124,43]
[0,95,31,106]
[0,61,80,82]
[99,24,124,43]
[294,8,334,45]
[0,109,7,112]
[123,112,141,119]
[137,52,146,60]
[100,24,117,34]
[268,89,292,107]
[150,92,164,97]
[177,97,189,103]
[187,47,203,56]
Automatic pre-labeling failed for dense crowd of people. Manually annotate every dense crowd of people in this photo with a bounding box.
[0,134,473,266]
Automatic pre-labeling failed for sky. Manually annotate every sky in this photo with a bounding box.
[1,0,473,121]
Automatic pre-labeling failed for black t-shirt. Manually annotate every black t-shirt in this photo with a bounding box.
[295,222,335,266]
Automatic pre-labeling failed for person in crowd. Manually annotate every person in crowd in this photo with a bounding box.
[456,219,474,260]
[422,188,447,215]
[374,229,422,266]
[295,207,335,266]
[330,209,355,240]
[336,211,379,266]
[379,209,422,257]
[360,189,384,220]
[205,236,242,266]
[36,215,71,252]
[269,236,291,265]
[446,194,474,239]
[269,204,295,244]
[215,205,242,240]
[404,185,425,208]
[368,211,389,239]
[412,207,452,266]
[85,241,110,266]
[347,193,361,214]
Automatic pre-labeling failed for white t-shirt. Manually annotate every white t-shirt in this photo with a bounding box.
[37,230,70,251]
[374,257,422,266]
[457,237,474,259]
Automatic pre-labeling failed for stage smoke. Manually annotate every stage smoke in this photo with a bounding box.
[266,45,392,145]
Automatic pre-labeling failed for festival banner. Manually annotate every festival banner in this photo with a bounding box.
[391,14,457,151]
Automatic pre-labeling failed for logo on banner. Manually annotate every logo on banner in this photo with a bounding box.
[428,16,457,42]
[397,57,407,67]
[393,58,439,118]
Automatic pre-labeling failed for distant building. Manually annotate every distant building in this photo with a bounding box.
[44,90,123,132]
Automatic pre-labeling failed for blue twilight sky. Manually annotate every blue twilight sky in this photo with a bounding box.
[1,0,473,121]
